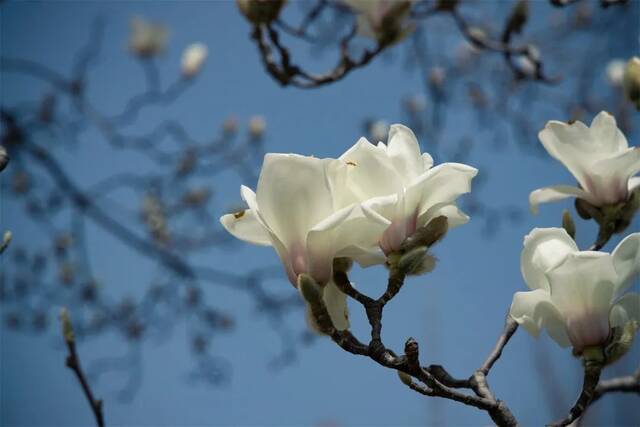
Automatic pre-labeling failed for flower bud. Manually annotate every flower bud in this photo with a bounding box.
[236,0,287,24]
[400,216,448,251]
[0,230,11,254]
[181,43,208,78]
[223,116,239,136]
[249,115,266,139]
[129,18,168,58]
[561,209,576,240]
[623,57,640,110]
[397,246,435,276]
[604,320,638,365]
[59,308,75,344]
[298,274,321,305]
[605,59,626,87]
[397,371,413,386]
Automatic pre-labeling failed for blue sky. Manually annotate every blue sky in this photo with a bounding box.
[1,1,639,426]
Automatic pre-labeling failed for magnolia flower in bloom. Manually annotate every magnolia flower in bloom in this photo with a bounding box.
[129,18,168,58]
[529,111,640,214]
[181,43,208,78]
[339,125,477,255]
[342,0,416,45]
[220,154,388,330]
[510,228,640,353]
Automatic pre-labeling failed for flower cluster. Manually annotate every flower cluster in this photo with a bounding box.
[220,124,477,330]
[514,111,639,362]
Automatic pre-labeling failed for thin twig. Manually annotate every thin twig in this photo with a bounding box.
[60,310,105,427]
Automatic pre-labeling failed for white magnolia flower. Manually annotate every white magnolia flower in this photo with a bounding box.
[606,59,626,87]
[181,43,208,78]
[220,153,388,330]
[530,111,640,214]
[129,17,168,58]
[510,228,640,353]
[339,124,477,254]
[342,0,416,44]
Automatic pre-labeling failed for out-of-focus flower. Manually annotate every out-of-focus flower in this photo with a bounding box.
[220,154,388,330]
[529,111,640,214]
[129,17,168,58]
[181,43,208,78]
[624,56,640,110]
[0,145,8,173]
[249,115,266,139]
[223,116,239,136]
[339,124,477,254]
[428,66,446,88]
[510,228,639,355]
[342,0,417,45]
[236,0,287,24]
[369,120,389,143]
[606,59,626,88]
[404,95,426,114]
[455,41,480,68]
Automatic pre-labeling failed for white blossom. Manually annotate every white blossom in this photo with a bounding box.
[606,59,626,87]
[220,154,388,330]
[529,111,640,214]
[181,43,208,78]
[129,17,168,58]
[339,124,477,254]
[341,0,417,44]
[510,228,640,353]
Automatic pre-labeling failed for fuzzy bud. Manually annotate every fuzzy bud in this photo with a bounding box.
[400,216,448,251]
[236,0,287,24]
[623,57,640,110]
[562,209,576,240]
[59,308,75,344]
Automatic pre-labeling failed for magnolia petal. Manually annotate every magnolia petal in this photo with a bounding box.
[387,124,423,181]
[589,111,628,152]
[611,233,640,297]
[256,154,335,250]
[510,289,571,347]
[547,252,618,350]
[220,209,272,246]
[410,163,477,219]
[340,138,403,200]
[610,293,640,328]
[520,228,578,292]
[590,147,640,204]
[538,120,597,191]
[323,280,349,331]
[305,205,355,284]
[420,203,470,230]
[529,185,597,215]
[338,245,386,267]
[629,176,640,192]
[422,152,434,170]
